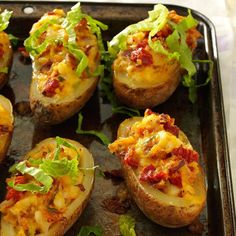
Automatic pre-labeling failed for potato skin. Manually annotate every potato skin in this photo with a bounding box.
[121,163,206,228]
[30,77,99,125]
[115,116,206,228]
[113,53,181,109]
[0,138,95,236]
[0,32,13,89]
[0,95,13,162]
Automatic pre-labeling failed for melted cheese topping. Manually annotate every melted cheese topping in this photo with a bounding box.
[0,140,85,235]
[109,111,202,200]
[31,9,99,99]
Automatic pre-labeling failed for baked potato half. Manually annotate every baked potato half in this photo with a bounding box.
[0,95,13,162]
[0,137,95,236]
[109,4,201,108]
[0,9,13,89]
[24,3,107,124]
[109,109,206,228]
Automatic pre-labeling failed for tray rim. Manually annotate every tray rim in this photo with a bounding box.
[1,1,235,234]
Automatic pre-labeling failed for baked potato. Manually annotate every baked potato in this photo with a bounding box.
[0,137,95,235]
[108,4,201,108]
[0,9,13,89]
[0,95,13,162]
[109,109,206,228]
[24,3,107,124]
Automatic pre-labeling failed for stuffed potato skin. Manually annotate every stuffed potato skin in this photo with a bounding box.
[0,31,13,89]
[113,53,181,109]
[0,137,95,236]
[0,95,13,162]
[109,4,201,108]
[109,111,206,228]
[26,5,106,125]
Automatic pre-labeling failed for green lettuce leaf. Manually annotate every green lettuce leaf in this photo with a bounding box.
[40,158,79,183]
[119,215,136,236]
[24,18,62,58]
[0,9,12,32]
[76,113,110,146]
[8,160,53,193]
[54,136,80,161]
[8,34,19,47]
[108,4,169,57]
[77,226,103,236]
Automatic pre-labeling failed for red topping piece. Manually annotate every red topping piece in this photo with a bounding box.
[140,164,167,184]
[42,79,60,97]
[123,148,139,168]
[5,175,27,201]
[130,47,153,65]
[169,173,182,188]
[172,146,199,163]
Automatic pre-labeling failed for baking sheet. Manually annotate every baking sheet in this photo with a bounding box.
[0,2,235,235]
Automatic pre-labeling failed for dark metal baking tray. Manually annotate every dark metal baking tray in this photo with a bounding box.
[0,1,235,235]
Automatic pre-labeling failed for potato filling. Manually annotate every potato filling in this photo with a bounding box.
[0,139,85,235]
[109,109,201,198]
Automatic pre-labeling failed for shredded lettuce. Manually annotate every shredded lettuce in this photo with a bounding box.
[8,160,53,193]
[24,3,107,78]
[0,9,12,32]
[76,113,110,146]
[8,34,19,47]
[24,18,62,58]
[40,158,79,183]
[77,226,103,236]
[7,137,82,193]
[108,4,212,103]
[119,215,136,236]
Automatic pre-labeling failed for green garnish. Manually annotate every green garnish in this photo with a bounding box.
[77,226,103,236]
[119,215,136,236]
[76,113,110,146]
[0,9,12,32]
[24,3,107,78]
[7,137,82,193]
[8,34,19,47]
[107,4,213,103]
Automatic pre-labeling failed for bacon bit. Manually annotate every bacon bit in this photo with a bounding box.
[78,184,85,192]
[140,164,167,184]
[172,146,199,163]
[0,125,9,134]
[145,108,155,116]
[40,61,52,73]
[76,18,88,30]
[5,175,27,201]
[42,79,60,97]
[130,47,153,65]
[122,49,132,57]
[136,38,149,49]
[156,24,172,38]
[123,148,139,168]
[101,196,131,214]
[169,172,182,188]
[163,122,179,137]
